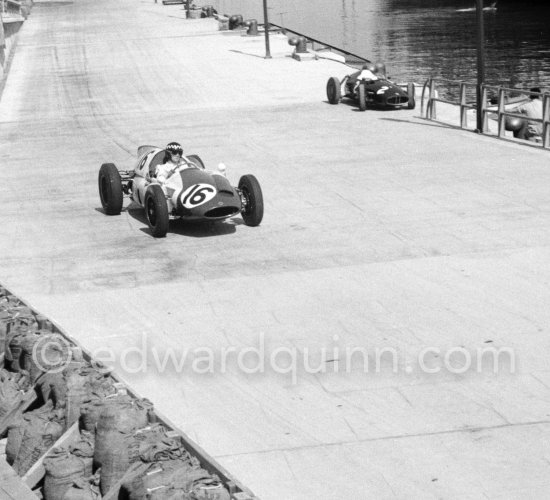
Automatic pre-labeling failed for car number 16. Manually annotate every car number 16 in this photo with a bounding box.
[180,183,217,208]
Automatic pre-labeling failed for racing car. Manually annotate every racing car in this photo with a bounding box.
[98,145,263,237]
[326,67,416,111]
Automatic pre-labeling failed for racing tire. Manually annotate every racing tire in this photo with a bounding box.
[144,184,169,238]
[358,83,367,111]
[239,174,264,227]
[326,77,341,105]
[187,154,205,169]
[98,163,123,215]
[407,82,416,110]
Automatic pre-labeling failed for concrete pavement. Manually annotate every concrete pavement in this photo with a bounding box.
[1,0,550,498]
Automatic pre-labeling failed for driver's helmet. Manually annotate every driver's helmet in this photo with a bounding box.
[362,63,376,72]
[166,142,183,156]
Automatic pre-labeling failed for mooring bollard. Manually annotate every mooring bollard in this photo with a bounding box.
[228,14,243,30]
[201,5,215,17]
[244,19,259,36]
[288,36,308,53]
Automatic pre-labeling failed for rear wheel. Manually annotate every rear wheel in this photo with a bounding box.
[239,175,264,227]
[145,185,169,237]
[187,154,205,169]
[358,83,367,111]
[326,77,341,104]
[407,82,416,109]
[98,163,123,215]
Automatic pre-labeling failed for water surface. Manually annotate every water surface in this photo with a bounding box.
[210,0,550,94]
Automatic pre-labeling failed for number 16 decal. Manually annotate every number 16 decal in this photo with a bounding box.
[180,183,217,208]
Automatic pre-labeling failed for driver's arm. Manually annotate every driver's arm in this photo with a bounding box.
[156,165,169,183]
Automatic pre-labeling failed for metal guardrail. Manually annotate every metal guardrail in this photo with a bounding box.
[482,85,550,148]
[421,77,550,149]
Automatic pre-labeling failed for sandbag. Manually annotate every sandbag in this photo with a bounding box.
[43,447,88,500]
[12,405,65,475]
[170,467,230,500]
[37,371,66,407]
[93,395,152,470]
[20,332,42,383]
[5,329,26,371]
[24,333,72,382]
[62,473,102,500]
[69,430,95,476]
[5,421,25,465]
[65,368,94,427]
[0,369,29,419]
[0,310,9,356]
[122,457,201,500]
[99,423,168,496]
[149,481,231,500]
[5,402,52,464]
[80,398,105,433]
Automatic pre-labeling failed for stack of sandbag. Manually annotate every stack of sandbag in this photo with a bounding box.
[118,428,230,500]
[8,401,65,475]
[39,363,113,429]
[122,455,230,500]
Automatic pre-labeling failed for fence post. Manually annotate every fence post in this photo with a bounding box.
[497,87,505,138]
[481,85,488,132]
[429,79,436,120]
[543,94,550,149]
[460,83,467,128]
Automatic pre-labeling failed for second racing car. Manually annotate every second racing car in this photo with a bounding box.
[326,63,416,111]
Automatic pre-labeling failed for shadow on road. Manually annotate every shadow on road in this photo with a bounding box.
[127,207,238,238]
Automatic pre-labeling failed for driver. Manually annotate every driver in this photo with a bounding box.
[351,63,379,93]
[155,142,189,184]
[357,63,378,82]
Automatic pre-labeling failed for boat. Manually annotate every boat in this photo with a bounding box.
[456,2,497,13]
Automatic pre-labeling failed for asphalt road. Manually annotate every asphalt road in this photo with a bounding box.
[2,0,550,498]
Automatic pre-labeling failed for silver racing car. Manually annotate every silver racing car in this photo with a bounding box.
[98,145,264,237]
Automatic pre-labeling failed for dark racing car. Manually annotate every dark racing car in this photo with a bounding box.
[326,64,416,111]
[98,145,263,237]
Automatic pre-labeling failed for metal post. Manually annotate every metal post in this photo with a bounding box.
[262,0,272,59]
[475,0,485,132]
[185,0,190,17]
[460,83,467,128]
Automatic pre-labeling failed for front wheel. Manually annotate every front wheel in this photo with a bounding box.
[326,77,341,104]
[358,83,367,111]
[144,184,169,237]
[239,175,264,227]
[98,163,123,215]
[407,82,416,110]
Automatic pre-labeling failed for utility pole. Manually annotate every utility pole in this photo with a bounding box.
[475,0,485,132]
[262,0,272,59]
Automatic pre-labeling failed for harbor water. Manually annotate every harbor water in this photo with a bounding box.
[210,0,550,96]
